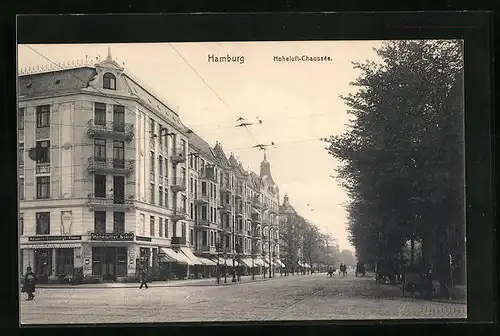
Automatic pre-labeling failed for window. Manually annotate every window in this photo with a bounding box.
[103,73,116,90]
[113,212,125,233]
[150,151,155,175]
[158,123,163,147]
[190,203,194,219]
[190,177,193,194]
[94,211,106,233]
[94,103,106,125]
[150,216,155,236]
[55,249,74,276]
[94,139,106,160]
[19,213,23,236]
[113,141,125,168]
[201,205,207,220]
[181,223,186,239]
[36,212,50,234]
[149,183,154,204]
[165,189,168,208]
[159,186,163,206]
[159,157,163,177]
[36,140,50,163]
[36,176,50,199]
[190,229,194,245]
[18,107,25,130]
[18,143,24,166]
[181,139,186,154]
[164,158,168,177]
[165,219,169,238]
[94,175,106,198]
[19,177,24,200]
[202,231,207,245]
[181,167,186,184]
[182,195,187,212]
[36,105,50,128]
[113,176,125,203]
[140,213,145,235]
[159,218,164,237]
[113,105,125,131]
[149,118,154,136]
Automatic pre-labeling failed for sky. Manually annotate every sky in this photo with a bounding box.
[18,41,384,252]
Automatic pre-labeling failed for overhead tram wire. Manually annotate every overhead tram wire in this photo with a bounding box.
[166,43,262,147]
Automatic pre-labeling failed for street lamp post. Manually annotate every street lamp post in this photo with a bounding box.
[215,241,222,284]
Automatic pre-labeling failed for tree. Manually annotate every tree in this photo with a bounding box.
[323,40,464,294]
[338,249,356,266]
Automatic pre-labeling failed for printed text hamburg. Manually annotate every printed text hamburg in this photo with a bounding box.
[273,55,332,62]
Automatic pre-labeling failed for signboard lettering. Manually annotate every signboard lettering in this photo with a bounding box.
[90,232,134,241]
[28,235,82,242]
[136,236,152,242]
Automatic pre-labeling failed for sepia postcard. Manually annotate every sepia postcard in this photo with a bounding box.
[17,40,467,324]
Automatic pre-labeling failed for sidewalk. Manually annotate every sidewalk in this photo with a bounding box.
[35,273,289,289]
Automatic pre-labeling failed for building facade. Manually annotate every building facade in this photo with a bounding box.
[17,50,283,282]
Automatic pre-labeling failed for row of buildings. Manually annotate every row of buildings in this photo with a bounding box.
[17,50,292,282]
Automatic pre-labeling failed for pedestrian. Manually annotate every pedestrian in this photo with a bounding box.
[21,266,36,301]
[139,268,148,289]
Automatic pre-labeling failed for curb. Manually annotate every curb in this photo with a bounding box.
[35,275,283,289]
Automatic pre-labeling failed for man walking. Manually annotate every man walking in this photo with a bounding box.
[139,268,148,289]
[21,266,36,301]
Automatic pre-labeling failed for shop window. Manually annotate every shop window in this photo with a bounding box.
[94,211,106,233]
[35,212,50,234]
[34,248,52,278]
[55,248,74,276]
[103,73,116,90]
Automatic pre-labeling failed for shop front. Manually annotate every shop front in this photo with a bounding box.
[20,235,82,283]
[88,232,134,282]
[159,248,191,280]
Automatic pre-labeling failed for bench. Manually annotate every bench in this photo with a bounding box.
[402,272,433,297]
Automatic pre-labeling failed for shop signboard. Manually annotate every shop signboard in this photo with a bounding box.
[136,236,152,242]
[90,232,134,241]
[28,235,82,242]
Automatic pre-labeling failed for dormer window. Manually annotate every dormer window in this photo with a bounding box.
[103,73,116,90]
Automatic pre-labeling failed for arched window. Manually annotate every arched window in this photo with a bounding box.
[103,73,116,90]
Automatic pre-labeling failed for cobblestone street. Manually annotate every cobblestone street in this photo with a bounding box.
[20,273,466,324]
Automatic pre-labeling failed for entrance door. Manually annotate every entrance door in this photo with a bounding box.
[103,248,118,281]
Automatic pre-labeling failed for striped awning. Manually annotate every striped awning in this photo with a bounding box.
[197,256,217,266]
[160,248,191,265]
[20,244,81,249]
[180,247,204,265]
[253,257,265,267]
[275,260,285,267]
[240,258,254,268]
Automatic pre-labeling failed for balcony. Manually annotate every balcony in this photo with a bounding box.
[195,194,209,204]
[197,218,210,227]
[170,147,186,164]
[170,177,186,193]
[171,208,187,221]
[220,203,232,213]
[87,157,134,175]
[87,194,135,211]
[171,236,187,246]
[252,197,261,208]
[199,245,216,253]
[251,213,262,223]
[87,119,134,142]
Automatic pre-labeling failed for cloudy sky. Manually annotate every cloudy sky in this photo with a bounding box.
[18,41,383,251]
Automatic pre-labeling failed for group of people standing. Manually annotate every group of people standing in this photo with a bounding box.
[327,263,348,277]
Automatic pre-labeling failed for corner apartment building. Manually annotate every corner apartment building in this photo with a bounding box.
[18,52,196,282]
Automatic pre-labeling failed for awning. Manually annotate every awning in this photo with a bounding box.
[240,258,254,268]
[180,247,204,265]
[20,244,82,249]
[196,256,217,266]
[160,248,191,265]
[297,261,304,267]
[159,253,177,263]
[303,263,311,268]
[253,257,265,267]
[275,260,285,267]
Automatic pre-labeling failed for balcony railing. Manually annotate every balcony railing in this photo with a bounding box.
[87,157,134,175]
[220,203,232,213]
[170,177,187,193]
[197,218,210,227]
[171,207,187,221]
[171,236,187,246]
[251,213,262,223]
[35,163,50,174]
[87,119,134,142]
[171,147,186,164]
[195,194,209,204]
[87,194,135,211]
